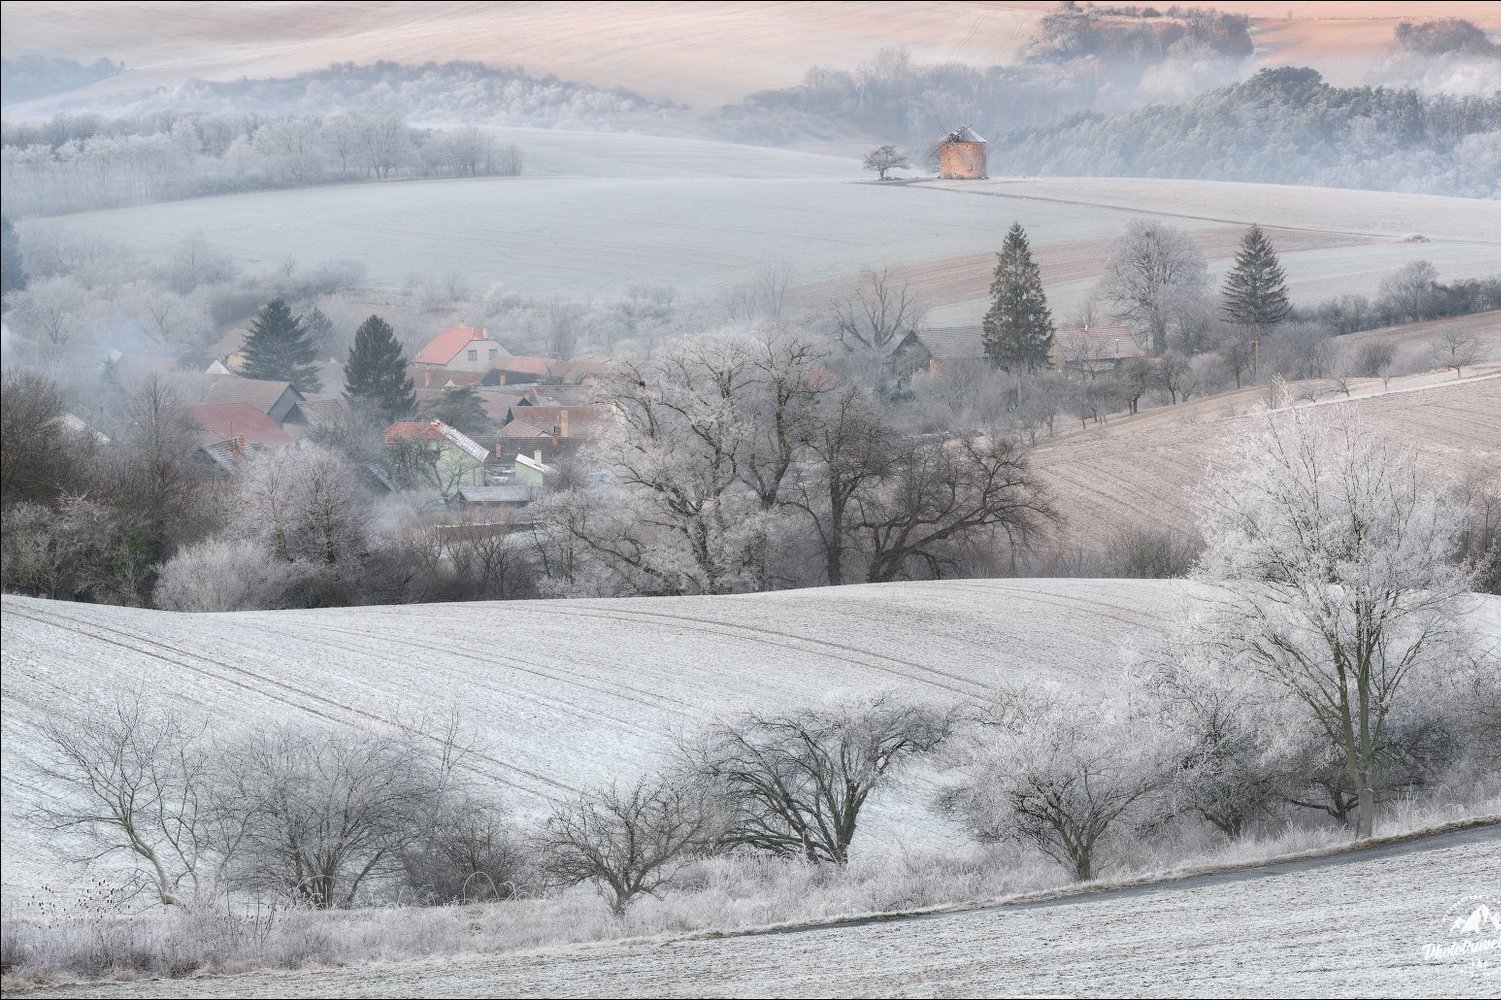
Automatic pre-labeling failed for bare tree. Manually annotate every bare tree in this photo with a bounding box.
[1426,328,1482,379]
[543,777,721,916]
[691,694,952,865]
[227,723,460,908]
[854,434,1054,583]
[832,268,923,370]
[29,690,250,906]
[785,385,890,585]
[942,685,1168,881]
[863,144,909,181]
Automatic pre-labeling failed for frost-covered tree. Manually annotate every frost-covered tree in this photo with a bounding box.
[154,537,298,612]
[537,331,824,596]
[1192,404,1480,839]
[982,222,1055,374]
[543,777,722,916]
[862,144,908,180]
[692,694,952,865]
[233,446,368,567]
[1098,221,1207,355]
[942,684,1169,881]
[343,314,415,421]
[242,297,322,393]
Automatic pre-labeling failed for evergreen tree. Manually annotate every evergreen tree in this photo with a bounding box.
[241,298,322,393]
[1221,224,1290,377]
[304,306,336,357]
[982,222,1055,374]
[343,315,415,422]
[422,385,492,441]
[1,215,25,297]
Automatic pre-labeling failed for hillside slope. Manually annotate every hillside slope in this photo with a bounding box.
[1032,361,1501,557]
[32,164,1501,303]
[1,577,1185,900]
[4,2,1496,109]
[24,824,1499,997]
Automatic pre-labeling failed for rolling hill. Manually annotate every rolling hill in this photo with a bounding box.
[25,132,1501,309]
[3,2,1496,109]
[0,577,1212,902]
[5,574,1500,907]
[1030,351,1501,557]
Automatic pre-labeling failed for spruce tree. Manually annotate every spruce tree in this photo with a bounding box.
[982,222,1055,374]
[343,315,415,421]
[1221,224,1290,335]
[242,298,322,393]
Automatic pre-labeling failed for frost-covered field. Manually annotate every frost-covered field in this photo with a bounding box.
[1032,363,1501,557]
[29,137,1500,302]
[2,578,1194,901]
[19,825,1499,998]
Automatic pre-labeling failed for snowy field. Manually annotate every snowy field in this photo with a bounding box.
[1031,359,1501,558]
[19,825,1499,998]
[3,577,1190,901]
[29,144,1501,306]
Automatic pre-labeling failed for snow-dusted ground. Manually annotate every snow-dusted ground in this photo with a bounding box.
[29,144,1499,303]
[2,578,1190,900]
[1031,364,1501,558]
[20,825,1499,998]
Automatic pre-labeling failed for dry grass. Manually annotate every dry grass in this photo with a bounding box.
[4,797,1494,992]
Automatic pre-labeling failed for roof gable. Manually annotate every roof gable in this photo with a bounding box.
[185,402,294,448]
[414,326,498,366]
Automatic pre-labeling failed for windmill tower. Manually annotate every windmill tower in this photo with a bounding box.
[934,124,987,180]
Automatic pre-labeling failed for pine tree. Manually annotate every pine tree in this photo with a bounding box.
[422,385,492,440]
[343,315,415,421]
[1221,224,1290,378]
[241,298,322,393]
[1,215,25,297]
[982,223,1055,374]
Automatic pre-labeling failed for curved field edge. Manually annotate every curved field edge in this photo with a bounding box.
[6,820,1495,998]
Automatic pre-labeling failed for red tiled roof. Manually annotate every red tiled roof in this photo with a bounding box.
[185,403,294,448]
[414,326,492,366]
[504,405,605,436]
[384,421,445,444]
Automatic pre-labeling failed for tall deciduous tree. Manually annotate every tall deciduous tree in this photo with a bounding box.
[982,222,1055,374]
[1221,224,1290,378]
[1098,221,1207,356]
[242,298,322,393]
[1192,404,1479,840]
[343,315,415,421]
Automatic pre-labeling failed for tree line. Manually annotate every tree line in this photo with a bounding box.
[1,109,524,216]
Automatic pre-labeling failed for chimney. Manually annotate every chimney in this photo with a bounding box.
[533,448,542,465]
[560,409,570,437]
[551,423,561,450]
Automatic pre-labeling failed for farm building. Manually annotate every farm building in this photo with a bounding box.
[413,325,510,372]
[937,126,987,180]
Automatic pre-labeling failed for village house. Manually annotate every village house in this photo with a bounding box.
[412,325,510,373]
[383,418,491,494]
[184,401,295,480]
[203,377,308,430]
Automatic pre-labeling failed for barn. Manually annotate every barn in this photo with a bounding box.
[938,125,987,180]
